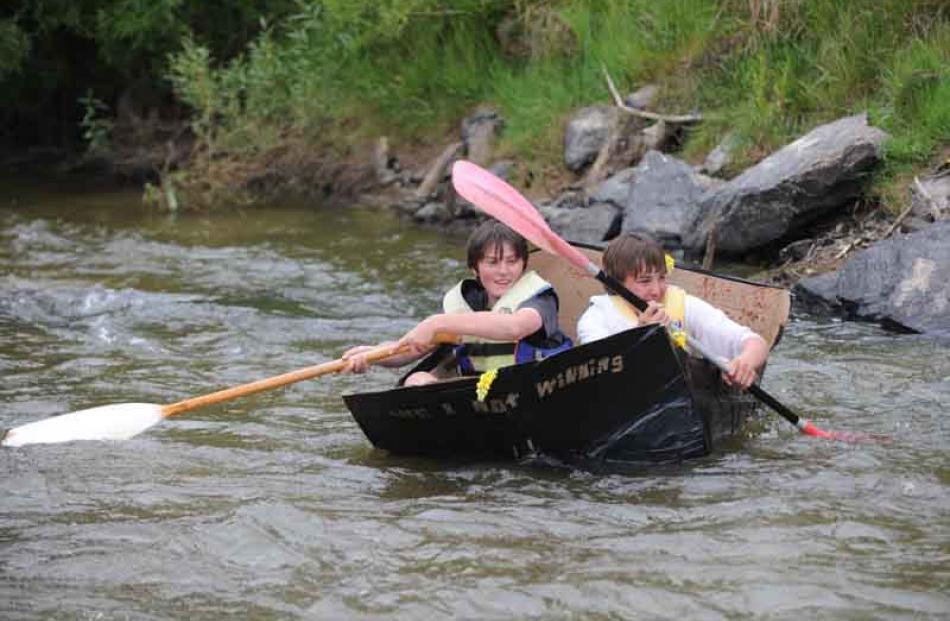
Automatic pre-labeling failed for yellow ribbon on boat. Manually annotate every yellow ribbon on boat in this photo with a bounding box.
[668,322,687,349]
[663,254,685,348]
[475,368,498,402]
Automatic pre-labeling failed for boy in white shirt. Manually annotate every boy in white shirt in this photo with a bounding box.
[577,233,769,389]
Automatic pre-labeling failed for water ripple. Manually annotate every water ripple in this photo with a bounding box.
[1,196,947,620]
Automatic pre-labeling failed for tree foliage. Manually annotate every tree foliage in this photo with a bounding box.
[0,0,297,148]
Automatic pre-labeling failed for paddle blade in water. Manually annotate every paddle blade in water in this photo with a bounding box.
[799,419,892,444]
[2,403,165,447]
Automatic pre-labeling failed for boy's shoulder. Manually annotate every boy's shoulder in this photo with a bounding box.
[580,294,613,314]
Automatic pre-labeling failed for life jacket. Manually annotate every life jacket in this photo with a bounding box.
[443,270,573,374]
[609,285,688,349]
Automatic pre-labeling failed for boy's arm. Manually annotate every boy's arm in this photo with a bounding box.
[685,295,768,388]
[341,341,428,373]
[724,334,769,388]
[685,295,763,360]
[398,309,543,354]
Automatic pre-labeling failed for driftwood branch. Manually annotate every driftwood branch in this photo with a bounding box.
[913,175,941,220]
[373,137,398,185]
[416,142,463,199]
[834,238,860,260]
[883,199,916,240]
[602,65,703,124]
[582,137,614,189]
[702,222,717,270]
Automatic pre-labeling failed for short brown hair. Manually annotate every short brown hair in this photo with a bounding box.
[466,220,529,269]
[602,233,666,286]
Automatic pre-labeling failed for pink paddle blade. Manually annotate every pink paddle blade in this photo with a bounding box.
[452,160,546,224]
[451,160,595,274]
[799,420,891,444]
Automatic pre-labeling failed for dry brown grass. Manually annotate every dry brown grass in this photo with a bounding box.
[148,131,380,211]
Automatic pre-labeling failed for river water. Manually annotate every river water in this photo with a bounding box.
[1,179,947,620]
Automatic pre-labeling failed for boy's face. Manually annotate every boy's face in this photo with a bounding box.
[623,265,667,303]
[475,241,526,304]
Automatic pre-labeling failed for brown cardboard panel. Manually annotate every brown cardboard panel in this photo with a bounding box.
[531,246,790,348]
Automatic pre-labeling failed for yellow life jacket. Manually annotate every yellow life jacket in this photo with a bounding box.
[609,285,687,349]
[443,270,570,373]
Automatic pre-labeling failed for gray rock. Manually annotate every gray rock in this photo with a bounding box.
[685,113,890,255]
[617,150,712,249]
[795,221,950,335]
[625,84,659,110]
[906,172,950,232]
[699,132,739,176]
[452,195,482,219]
[564,105,615,172]
[590,167,638,207]
[461,109,503,166]
[391,196,425,215]
[641,120,670,152]
[412,201,453,223]
[373,137,399,185]
[547,190,588,211]
[488,160,515,181]
[540,201,620,243]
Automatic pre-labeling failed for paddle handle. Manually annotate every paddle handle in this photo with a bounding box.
[160,333,460,419]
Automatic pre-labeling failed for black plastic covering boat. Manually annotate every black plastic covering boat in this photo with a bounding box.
[343,242,790,466]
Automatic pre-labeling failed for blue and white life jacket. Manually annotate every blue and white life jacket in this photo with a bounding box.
[442,270,573,374]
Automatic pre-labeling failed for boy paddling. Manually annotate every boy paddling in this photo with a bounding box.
[344,220,572,386]
[577,233,769,389]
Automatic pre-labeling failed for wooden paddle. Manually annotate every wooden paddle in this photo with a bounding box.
[2,335,459,448]
[452,159,890,444]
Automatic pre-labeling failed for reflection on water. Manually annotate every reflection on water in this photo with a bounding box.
[1,180,947,620]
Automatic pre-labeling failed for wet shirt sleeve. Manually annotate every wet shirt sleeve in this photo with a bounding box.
[684,295,759,361]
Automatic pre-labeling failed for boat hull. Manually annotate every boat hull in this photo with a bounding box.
[343,325,759,466]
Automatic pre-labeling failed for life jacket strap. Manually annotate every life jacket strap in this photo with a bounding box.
[460,342,517,357]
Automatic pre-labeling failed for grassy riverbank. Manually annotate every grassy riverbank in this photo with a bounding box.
[163,0,947,210]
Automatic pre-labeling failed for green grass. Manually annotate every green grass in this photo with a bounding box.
[168,0,949,209]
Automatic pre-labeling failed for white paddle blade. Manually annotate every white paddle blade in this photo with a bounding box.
[2,403,165,447]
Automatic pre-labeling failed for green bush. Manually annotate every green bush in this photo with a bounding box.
[0,0,297,148]
[169,0,945,183]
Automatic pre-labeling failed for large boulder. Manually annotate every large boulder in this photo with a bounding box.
[461,108,503,166]
[589,167,638,207]
[685,113,889,255]
[795,221,950,335]
[590,151,720,249]
[539,192,620,243]
[563,105,616,172]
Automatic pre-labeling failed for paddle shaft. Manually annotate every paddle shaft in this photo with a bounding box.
[161,334,457,419]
